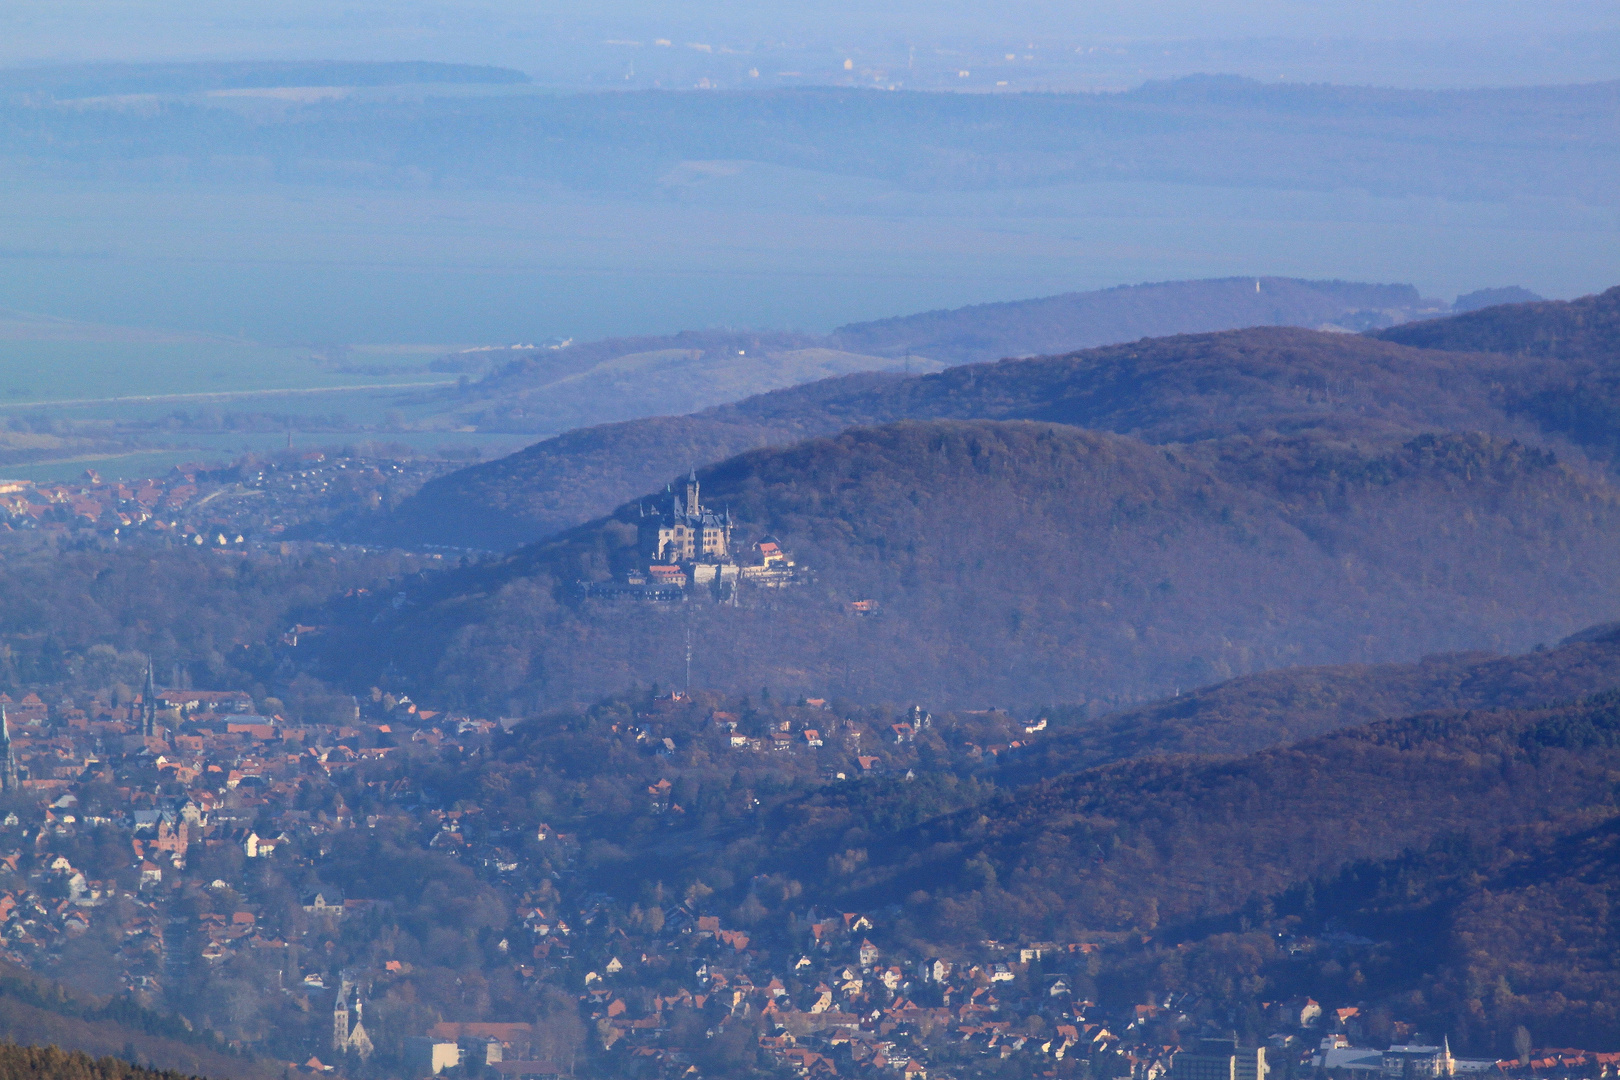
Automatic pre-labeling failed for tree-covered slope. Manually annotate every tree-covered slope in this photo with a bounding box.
[996,622,1620,781]
[330,419,1620,712]
[1374,285,1620,361]
[810,690,1620,940]
[386,326,1539,549]
[0,965,277,1080]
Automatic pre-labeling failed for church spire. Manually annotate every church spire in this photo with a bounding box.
[0,706,16,793]
[141,660,158,738]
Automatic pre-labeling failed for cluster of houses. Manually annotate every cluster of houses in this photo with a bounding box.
[0,681,477,997]
[6,677,1604,1080]
[396,901,1112,1080]
[0,451,454,548]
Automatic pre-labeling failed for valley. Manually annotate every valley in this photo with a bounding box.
[6,281,1620,1080]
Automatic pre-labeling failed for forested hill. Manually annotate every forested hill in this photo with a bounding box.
[0,963,276,1080]
[775,690,1620,1047]
[994,623,1620,783]
[0,1049,205,1080]
[1374,284,1620,360]
[0,1045,205,1080]
[829,276,1435,364]
[330,419,1620,712]
[385,326,1538,549]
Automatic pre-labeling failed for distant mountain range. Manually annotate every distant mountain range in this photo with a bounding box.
[829,276,1446,364]
[394,276,1483,443]
[385,293,1582,550]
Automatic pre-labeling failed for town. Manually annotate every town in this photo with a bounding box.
[0,668,1606,1080]
[0,450,462,551]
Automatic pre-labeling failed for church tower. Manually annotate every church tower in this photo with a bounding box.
[332,989,350,1051]
[1,706,17,793]
[348,994,374,1060]
[333,987,373,1060]
[141,661,158,739]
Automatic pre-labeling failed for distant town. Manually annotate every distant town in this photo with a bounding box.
[0,452,458,551]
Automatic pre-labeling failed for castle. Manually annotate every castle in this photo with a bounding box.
[582,471,799,600]
[642,472,732,564]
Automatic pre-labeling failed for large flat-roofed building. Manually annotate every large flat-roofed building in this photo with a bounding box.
[1175,1038,1268,1080]
[1383,1042,1455,1078]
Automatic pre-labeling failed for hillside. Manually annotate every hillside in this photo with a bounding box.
[0,1045,206,1080]
[410,330,938,435]
[1374,285,1620,361]
[392,276,1448,444]
[0,964,277,1080]
[830,276,1438,364]
[995,623,1620,782]
[803,690,1620,931]
[392,660,1620,1051]
[385,325,1543,549]
[395,277,1447,446]
[330,419,1620,712]
[1375,287,1620,466]
[794,691,1620,1047]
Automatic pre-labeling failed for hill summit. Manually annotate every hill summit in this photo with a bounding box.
[385,324,1542,549]
[331,418,1620,712]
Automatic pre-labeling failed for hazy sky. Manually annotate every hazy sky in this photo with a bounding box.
[5,1,1620,86]
[0,3,1616,346]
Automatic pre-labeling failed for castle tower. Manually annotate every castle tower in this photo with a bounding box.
[1,706,17,793]
[141,660,158,739]
[684,470,700,520]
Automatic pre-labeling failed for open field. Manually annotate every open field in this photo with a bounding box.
[0,323,456,406]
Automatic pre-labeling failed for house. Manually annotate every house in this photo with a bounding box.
[803,730,823,747]
[303,890,345,916]
[858,939,879,966]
